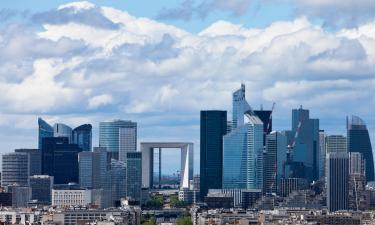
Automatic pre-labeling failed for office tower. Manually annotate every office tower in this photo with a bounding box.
[200,110,227,200]
[318,130,326,178]
[54,123,73,143]
[118,122,137,162]
[226,121,232,134]
[223,84,264,190]
[79,148,109,189]
[29,175,53,204]
[291,106,320,181]
[41,137,82,184]
[254,109,272,146]
[73,124,92,152]
[1,152,29,187]
[38,118,54,150]
[349,152,367,210]
[326,135,347,153]
[347,115,374,181]
[14,149,41,176]
[126,152,142,201]
[5,185,31,208]
[108,159,126,206]
[99,120,137,160]
[263,131,287,194]
[326,152,349,212]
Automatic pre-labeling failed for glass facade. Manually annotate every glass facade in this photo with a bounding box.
[347,115,374,181]
[99,120,137,160]
[119,123,137,162]
[73,124,92,152]
[38,118,54,150]
[54,123,73,143]
[200,110,227,200]
[41,137,82,184]
[326,135,347,153]
[291,107,320,181]
[126,152,142,201]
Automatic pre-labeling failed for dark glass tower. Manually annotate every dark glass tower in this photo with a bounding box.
[347,115,374,182]
[73,124,92,152]
[254,110,272,146]
[200,110,227,200]
[41,137,82,184]
[38,118,54,150]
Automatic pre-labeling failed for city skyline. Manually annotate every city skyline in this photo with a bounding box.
[0,1,375,174]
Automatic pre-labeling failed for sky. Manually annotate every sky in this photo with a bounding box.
[1,0,375,174]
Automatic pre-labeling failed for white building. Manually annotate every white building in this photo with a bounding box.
[52,189,92,208]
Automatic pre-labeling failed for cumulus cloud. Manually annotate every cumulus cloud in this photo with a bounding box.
[157,0,253,20]
[1,1,375,152]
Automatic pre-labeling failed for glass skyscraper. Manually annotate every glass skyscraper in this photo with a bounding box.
[38,118,54,150]
[291,106,320,181]
[73,124,92,152]
[223,84,264,190]
[126,152,142,201]
[54,123,73,143]
[41,137,82,184]
[326,135,347,153]
[200,110,227,200]
[347,115,374,181]
[99,120,137,160]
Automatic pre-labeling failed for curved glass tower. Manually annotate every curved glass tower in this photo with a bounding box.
[38,118,54,149]
[54,123,73,143]
[347,115,374,181]
[73,124,92,151]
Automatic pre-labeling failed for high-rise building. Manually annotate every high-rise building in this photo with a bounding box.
[54,123,73,143]
[73,124,92,152]
[318,130,326,179]
[291,106,320,181]
[326,152,349,212]
[38,118,54,150]
[326,135,347,153]
[200,110,227,200]
[348,152,368,211]
[99,120,137,160]
[14,149,41,176]
[223,84,264,190]
[1,152,29,187]
[29,175,54,204]
[347,115,374,182]
[41,137,82,184]
[263,131,287,194]
[254,109,272,146]
[108,159,126,206]
[5,185,31,208]
[126,152,142,201]
[118,122,137,162]
[79,151,94,188]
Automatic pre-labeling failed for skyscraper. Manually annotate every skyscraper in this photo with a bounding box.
[108,159,126,206]
[200,110,227,200]
[326,152,349,212]
[347,115,374,182]
[119,122,137,162]
[79,148,109,189]
[29,175,54,204]
[14,149,41,176]
[38,118,54,150]
[41,137,82,184]
[254,109,272,146]
[73,124,92,152]
[263,131,287,194]
[126,152,142,201]
[99,120,137,160]
[79,151,94,188]
[326,135,347,153]
[318,130,326,178]
[1,152,29,187]
[54,123,73,143]
[291,106,320,181]
[223,84,264,190]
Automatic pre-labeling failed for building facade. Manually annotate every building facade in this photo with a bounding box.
[118,122,137,162]
[326,152,349,212]
[54,123,73,143]
[326,135,347,153]
[14,149,41,176]
[200,110,227,200]
[347,115,374,182]
[99,120,137,160]
[38,118,54,150]
[1,152,29,187]
[29,175,53,204]
[73,124,92,152]
[126,152,142,201]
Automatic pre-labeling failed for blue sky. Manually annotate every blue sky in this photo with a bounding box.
[1,0,375,174]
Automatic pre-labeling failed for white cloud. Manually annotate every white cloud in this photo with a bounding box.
[1,1,375,153]
[88,94,113,109]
